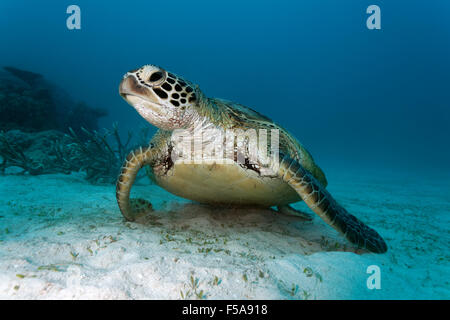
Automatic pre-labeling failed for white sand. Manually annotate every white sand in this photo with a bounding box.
[0,169,448,299]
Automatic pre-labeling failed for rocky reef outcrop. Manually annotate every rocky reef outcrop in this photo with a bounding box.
[0,66,106,135]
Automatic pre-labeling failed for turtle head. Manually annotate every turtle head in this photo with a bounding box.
[119,65,199,130]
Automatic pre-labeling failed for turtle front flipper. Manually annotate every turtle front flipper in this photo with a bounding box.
[116,146,158,221]
[275,154,387,253]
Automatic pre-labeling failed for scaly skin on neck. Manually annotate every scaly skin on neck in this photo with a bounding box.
[193,88,235,129]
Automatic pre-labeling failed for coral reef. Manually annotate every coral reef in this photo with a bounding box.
[0,130,74,175]
[0,74,56,132]
[0,124,152,183]
[0,67,106,134]
[0,66,153,184]
[66,123,135,183]
[2,66,43,86]
[62,102,107,139]
[0,131,44,175]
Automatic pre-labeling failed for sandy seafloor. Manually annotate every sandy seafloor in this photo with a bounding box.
[0,167,449,299]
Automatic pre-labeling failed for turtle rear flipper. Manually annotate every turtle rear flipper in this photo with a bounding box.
[275,154,387,254]
[277,205,313,221]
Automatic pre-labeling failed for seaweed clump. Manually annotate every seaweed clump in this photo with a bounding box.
[0,129,73,175]
[66,123,135,183]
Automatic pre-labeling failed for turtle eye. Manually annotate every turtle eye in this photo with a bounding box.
[149,71,163,82]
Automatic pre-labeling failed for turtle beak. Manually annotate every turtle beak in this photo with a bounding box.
[119,73,154,101]
[119,73,165,110]
[119,75,137,99]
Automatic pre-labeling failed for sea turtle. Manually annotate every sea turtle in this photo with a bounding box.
[116,65,387,253]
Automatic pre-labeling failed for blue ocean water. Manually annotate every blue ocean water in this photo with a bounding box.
[0,0,449,300]
[1,0,449,172]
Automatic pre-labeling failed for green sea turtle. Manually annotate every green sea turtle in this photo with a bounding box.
[116,65,387,253]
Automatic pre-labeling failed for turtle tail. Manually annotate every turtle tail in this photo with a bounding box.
[275,153,387,253]
[116,146,157,221]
